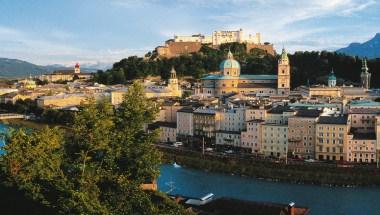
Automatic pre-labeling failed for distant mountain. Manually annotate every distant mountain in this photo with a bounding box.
[337,33,380,59]
[0,58,105,78]
[0,58,47,78]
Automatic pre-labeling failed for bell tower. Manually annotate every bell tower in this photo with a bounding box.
[277,48,290,96]
[360,58,371,89]
[168,67,181,97]
[74,63,80,74]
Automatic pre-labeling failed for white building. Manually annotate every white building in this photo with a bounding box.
[174,29,261,46]
[262,124,289,158]
[219,107,246,132]
[216,131,241,148]
[241,119,264,153]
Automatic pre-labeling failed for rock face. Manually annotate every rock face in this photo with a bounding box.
[337,33,380,59]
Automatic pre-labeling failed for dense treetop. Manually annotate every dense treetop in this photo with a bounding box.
[94,43,380,88]
[0,82,192,215]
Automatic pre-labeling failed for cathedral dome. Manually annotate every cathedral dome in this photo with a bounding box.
[219,50,240,76]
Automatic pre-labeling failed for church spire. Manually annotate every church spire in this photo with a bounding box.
[170,66,177,79]
[281,47,288,61]
[361,58,369,73]
[227,48,234,59]
[360,58,371,89]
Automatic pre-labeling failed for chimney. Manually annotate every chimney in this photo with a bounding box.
[287,202,295,215]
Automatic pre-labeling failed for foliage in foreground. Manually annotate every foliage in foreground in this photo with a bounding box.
[0,82,191,215]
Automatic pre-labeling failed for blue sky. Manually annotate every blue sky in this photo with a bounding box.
[0,0,379,66]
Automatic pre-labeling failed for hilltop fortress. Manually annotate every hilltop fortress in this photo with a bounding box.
[156,28,275,58]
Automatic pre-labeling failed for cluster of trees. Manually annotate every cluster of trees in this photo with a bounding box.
[0,99,74,125]
[93,43,277,84]
[93,43,380,88]
[0,83,191,214]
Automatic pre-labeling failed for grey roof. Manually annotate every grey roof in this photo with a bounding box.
[295,109,322,118]
[237,83,277,89]
[177,106,194,113]
[150,121,177,128]
[349,109,380,114]
[268,105,294,114]
[318,115,348,125]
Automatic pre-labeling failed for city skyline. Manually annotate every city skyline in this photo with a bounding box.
[0,0,379,65]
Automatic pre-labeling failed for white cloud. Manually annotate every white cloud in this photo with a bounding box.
[0,25,148,66]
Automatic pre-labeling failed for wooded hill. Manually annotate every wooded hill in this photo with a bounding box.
[94,43,380,88]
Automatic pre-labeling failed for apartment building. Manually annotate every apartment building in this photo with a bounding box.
[315,115,350,161]
[288,110,322,159]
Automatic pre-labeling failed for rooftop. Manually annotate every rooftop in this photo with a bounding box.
[268,105,294,114]
[237,83,277,89]
[349,100,380,107]
[149,121,177,129]
[201,74,277,80]
[295,109,322,118]
[350,130,376,140]
[318,115,348,125]
[349,108,380,114]
[177,106,195,113]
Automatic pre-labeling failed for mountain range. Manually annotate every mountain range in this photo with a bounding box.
[0,58,110,78]
[337,33,380,59]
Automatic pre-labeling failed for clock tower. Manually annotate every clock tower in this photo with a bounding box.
[277,48,290,96]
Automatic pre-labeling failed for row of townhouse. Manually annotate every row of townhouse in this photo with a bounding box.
[152,100,380,163]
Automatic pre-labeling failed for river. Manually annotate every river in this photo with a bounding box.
[1,124,380,214]
[158,164,380,215]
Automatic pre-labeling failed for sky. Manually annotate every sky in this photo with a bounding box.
[0,0,379,66]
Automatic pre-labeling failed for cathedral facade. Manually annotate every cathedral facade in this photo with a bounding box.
[201,49,290,97]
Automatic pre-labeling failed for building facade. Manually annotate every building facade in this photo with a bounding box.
[288,110,321,159]
[201,50,286,97]
[177,107,194,137]
[315,116,350,161]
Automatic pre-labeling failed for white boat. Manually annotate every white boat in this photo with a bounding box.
[173,162,181,168]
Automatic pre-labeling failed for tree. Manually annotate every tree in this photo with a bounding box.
[0,83,191,215]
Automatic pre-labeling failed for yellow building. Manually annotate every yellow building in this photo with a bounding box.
[111,68,182,105]
[18,75,37,89]
[40,63,92,82]
[201,49,289,97]
[315,115,350,161]
[346,133,377,163]
[36,93,88,108]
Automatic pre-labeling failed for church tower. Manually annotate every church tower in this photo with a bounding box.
[360,58,371,89]
[328,68,337,87]
[74,63,80,74]
[277,48,290,96]
[168,67,182,97]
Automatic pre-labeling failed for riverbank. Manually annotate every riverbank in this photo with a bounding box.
[159,147,380,187]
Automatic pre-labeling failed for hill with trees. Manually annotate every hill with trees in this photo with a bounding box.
[94,43,380,88]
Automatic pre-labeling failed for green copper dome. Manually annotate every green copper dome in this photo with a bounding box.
[219,50,241,71]
[328,69,336,81]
